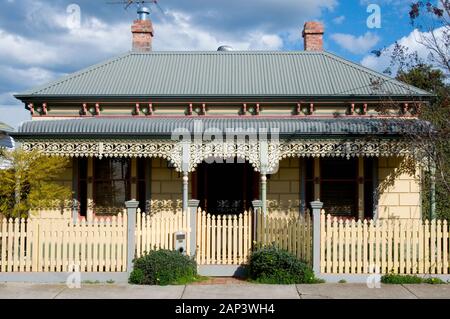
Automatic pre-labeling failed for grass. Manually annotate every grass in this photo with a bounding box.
[247,276,326,284]
[338,279,347,284]
[81,280,101,284]
[381,273,446,285]
[163,275,209,286]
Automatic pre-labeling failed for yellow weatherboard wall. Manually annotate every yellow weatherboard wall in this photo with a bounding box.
[150,158,190,212]
[378,157,421,219]
[267,158,300,212]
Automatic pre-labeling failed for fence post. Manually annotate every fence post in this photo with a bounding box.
[72,199,79,224]
[126,199,139,275]
[188,199,200,258]
[252,200,263,243]
[310,200,323,275]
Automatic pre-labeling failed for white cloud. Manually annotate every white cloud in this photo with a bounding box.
[331,32,381,54]
[333,15,345,24]
[361,27,447,74]
[0,30,60,66]
[153,11,284,51]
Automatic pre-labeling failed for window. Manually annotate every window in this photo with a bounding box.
[94,158,131,215]
[78,158,88,217]
[303,158,375,219]
[304,158,315,213]
[321,158,358,217]
[77,158,149,216]
[136,158,148,211]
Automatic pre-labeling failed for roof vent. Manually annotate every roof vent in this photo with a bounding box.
[217,45,233,52]
[137,6,150,21]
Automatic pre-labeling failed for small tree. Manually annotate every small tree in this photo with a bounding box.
[0,149,72,218]
[371,1,450,219]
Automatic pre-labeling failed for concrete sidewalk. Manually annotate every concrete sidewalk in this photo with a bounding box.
[0,283,449,299]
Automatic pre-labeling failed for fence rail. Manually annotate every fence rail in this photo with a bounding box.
[320,212,450,275]
[255,210,312,265]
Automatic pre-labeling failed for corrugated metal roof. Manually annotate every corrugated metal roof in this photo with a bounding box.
[15,51,432,99]
[13,118,432,138]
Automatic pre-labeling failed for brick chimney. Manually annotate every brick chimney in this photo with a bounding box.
[302,22,324,51]
[131,7,154,52]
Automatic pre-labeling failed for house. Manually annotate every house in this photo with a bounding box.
[0,122,14,150]
[11,10,433,222]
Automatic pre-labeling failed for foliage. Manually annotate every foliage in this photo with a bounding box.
[0,149,72,218]
[423,277,446,285]
[381,273,446,284]
[129,269,145,285]
[394,64,450,220]
[248,244,318,284]
[129,249,198,285]
[373,1,450,219]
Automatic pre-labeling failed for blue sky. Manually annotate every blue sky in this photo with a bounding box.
[0,0,435,128]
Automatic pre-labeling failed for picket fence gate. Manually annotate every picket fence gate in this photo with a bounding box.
[320,212,450,274]
[196,209,253,265]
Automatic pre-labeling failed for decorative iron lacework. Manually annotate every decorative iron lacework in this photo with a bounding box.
[20,138,417,173]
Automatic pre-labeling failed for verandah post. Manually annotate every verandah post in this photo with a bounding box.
[188,199,200,258]
[182,172,189,213]
[310,200,323,275]
[125,199,139,274]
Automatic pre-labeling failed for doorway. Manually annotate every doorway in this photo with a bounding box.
[193,161,259,214]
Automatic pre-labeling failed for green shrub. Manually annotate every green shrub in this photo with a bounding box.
[129,269,145,285]
[423,277,446,285]
[381,274,423,284]
[129,250,198,285]
[248,245,317,284]
[381,273,446,284]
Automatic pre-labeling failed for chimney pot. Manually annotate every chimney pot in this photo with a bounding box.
[131,7,154,52]
[302,21,324,51]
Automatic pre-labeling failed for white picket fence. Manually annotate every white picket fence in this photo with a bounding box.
[0,211,127,272]
[320,212,450,274]
[135,209,191,258]
[196,209,253,265]
[255,210,313,265]
[2,206,450,276]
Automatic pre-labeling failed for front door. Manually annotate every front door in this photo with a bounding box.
[194,161,259,214]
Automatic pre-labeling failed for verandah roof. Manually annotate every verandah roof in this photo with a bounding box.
[12,117,433,139]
